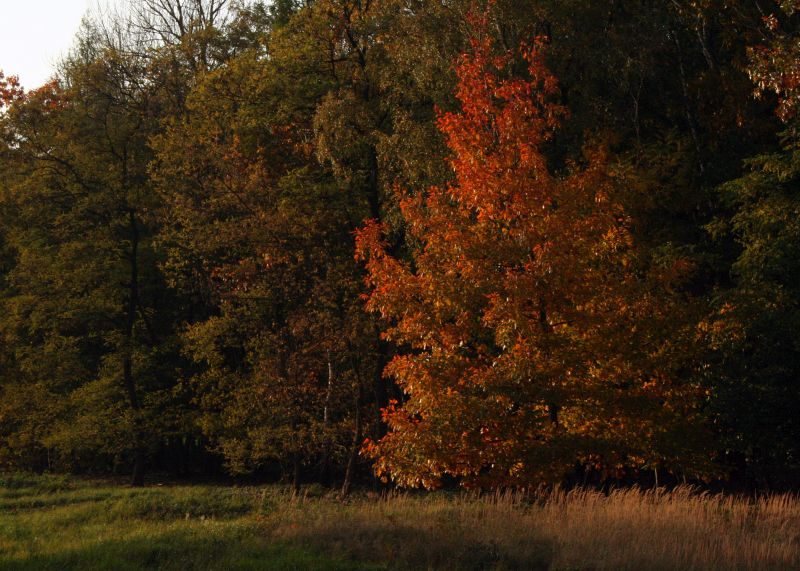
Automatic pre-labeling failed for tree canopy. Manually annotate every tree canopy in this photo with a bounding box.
[1,0,798,491]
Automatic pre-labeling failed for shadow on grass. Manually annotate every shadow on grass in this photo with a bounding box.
[0,473,76,494]
[103,489,254,522]
[1,516,552,571]
[277,518,553,571]
[0,526,382,571]
[0,492,114,513]
[3,487,256,520]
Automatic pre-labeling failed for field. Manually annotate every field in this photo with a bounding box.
[0,474,798,571]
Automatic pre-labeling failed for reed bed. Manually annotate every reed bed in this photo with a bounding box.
[272,486,800,570]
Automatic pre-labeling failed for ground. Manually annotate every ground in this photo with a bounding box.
[0,473,797,570]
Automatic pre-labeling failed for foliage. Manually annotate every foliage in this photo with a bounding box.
[356,18,708,488]
[1,0,799,490]
[0,37,187,482]
[697,1,800,488]
[149,39,375,482]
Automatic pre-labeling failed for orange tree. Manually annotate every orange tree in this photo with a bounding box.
[356,18,709,488]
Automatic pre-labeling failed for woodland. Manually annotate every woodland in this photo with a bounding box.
[1,0,800,494]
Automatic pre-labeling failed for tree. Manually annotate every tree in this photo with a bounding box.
[356,18,708,488]
[703,1,800,488]
[150,43,373,490]
[0,37,185,485]
[748,0,800,123]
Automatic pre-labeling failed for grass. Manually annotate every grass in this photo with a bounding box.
[0,473,372,571]
[0,473,798,570]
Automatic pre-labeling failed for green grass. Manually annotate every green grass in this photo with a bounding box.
[1,474,798,570]
[0,474,375,571]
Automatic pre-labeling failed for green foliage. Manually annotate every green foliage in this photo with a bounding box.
[0,32,189,478]
[150,41,373,478]
[703,125,800,485]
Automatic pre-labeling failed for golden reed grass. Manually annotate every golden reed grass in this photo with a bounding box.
[269,485,800,570]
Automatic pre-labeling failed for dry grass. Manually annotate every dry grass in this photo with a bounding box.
[536,486,799,570]
[270,486,800,570]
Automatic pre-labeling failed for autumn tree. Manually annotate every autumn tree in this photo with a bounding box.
[747,0,800,123]
[357,19,708,488]
[0,33,188,484]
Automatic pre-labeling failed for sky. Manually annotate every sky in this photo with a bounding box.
[0,0,95,89]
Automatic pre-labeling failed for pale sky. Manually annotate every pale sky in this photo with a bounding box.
[0,0,95,89]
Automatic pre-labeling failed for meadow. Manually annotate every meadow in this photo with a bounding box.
[0,473,798,571]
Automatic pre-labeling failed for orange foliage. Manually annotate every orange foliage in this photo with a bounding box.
[356,14,706,488]
[0,71,23,109]
[748,1,800,121]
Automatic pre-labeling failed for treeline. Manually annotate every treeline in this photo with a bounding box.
[0,0,798,491]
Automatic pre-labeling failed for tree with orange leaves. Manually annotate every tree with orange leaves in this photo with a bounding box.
[0,71,24,110]
[356,15,708,489]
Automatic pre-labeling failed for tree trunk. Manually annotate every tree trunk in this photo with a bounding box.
[671,29,704,172]
[319,349,335,484]
[548,403,560,428]
[371,332,390,439]
[131,446,146,487]
[124,208,146,487]
[341,386,363,498]
[324,349,334,427]
[292,454,301,496]
[539,297,560,430]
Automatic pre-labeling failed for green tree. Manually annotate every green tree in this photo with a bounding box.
[151,42,373,490]
[0,38,183,484]
[703,1,800,487]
